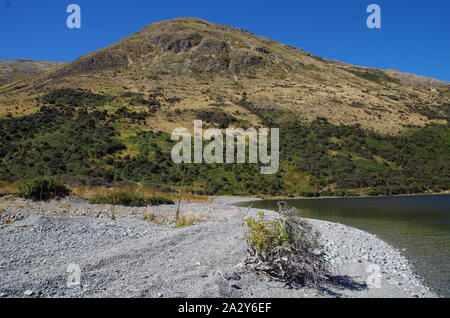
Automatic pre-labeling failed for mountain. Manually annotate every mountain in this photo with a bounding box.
[0,18,448,197]
[0,59,65,86]
[1,17,449,132]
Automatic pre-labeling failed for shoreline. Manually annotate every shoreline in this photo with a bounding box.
[231,191,450,202]
[219,197,439,297]
[0,196,437,298]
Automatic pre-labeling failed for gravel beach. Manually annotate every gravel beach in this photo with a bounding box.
[0,196,437,298]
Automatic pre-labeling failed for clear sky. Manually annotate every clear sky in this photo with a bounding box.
[1,0,449,82]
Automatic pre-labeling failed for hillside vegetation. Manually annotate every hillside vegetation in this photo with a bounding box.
[0,18,448,197]
[0,88,448,197]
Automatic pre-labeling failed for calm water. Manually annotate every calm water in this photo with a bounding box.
[237,194,450,297]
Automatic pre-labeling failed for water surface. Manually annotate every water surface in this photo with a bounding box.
[237,194,450,297]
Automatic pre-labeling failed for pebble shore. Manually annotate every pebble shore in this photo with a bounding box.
[0,196,437,298]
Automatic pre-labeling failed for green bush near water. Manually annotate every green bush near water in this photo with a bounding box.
[244,208,330,288]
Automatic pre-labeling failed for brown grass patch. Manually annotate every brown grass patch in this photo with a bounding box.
[0,200,11,223]
[144,209,216,228]
[0,203,7,214]
[72,186,210,204]
[173,213,204,228]
[0,181,21,196]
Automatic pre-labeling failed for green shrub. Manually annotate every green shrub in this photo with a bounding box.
[145,196,174,206]
[19,177,70,201]
[89,189,174,207]
[40,88,113,107]
[196,109,237,128]
[244,205,330,288]
[245,212,288,254]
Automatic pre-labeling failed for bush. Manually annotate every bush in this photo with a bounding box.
[145,195,174,206]
[59,175,109,188]
[196,109,237,128]
[89,189,174,207]
[19,177,70,201]
[141,181,173,193]
[40,88,113,107]
[244,204,330,288]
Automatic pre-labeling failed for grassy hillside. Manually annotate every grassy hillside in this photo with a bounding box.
[0,18,448,197]
[1,18,449,133]
[0,88,448,197]
[0,59,65,86]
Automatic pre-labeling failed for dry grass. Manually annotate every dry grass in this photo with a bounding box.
[0,201,8,214]
[0,181,20,196]
[0,199,12,223]
[144,210,173,225]
[173,213,204,228]
[0,18,444,135]
[144,209,215,228]
[72,186,210,204]
[0,182,210,205]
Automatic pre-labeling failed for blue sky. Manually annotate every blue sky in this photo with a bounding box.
[1,0,449,82]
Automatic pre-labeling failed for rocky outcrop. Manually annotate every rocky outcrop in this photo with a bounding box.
[229,50,265,73]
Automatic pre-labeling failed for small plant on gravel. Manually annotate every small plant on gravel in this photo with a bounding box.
[19,177,70,201]
[110,205,116,221]
[144,211,160,223]
[144,211,211,228]
[243,203,330,289]
[144,211,173,225]
[173,213,203,228]
[0,200,7,212]
[0,203,6,222]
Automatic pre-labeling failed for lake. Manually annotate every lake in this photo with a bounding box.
[236,194,450,297]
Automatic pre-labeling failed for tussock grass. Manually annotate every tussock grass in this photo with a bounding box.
[72,186,210,204]
[0,201,8,213]
[0,182,210,207]
[144,210,213,228]
[0,199,12,223]
[0,181,20,196]
[173,213,204,228]
[144,210,173,225]
[87,189,173,207]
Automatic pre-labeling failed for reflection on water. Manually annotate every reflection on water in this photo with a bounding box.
[237,194,450,297]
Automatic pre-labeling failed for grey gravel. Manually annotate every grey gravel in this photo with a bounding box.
[0,196,437,298]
